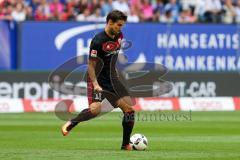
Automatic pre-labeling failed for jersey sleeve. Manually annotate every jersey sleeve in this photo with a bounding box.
[89,38,101,60]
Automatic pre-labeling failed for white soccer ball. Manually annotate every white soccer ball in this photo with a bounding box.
[130,133,148,150]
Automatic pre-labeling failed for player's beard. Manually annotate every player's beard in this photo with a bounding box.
[110,28,118,36]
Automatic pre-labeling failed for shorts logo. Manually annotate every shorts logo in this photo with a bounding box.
[91,50,97,57]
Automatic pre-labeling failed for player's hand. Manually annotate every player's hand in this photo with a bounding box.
[94,85,103,92]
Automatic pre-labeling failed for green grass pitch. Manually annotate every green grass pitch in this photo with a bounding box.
[0,111,240,160]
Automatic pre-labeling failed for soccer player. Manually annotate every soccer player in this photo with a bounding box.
[61,10,135,151]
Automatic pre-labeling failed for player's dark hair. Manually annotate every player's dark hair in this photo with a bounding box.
[106,10,127,23]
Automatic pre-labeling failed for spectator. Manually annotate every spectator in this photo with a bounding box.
[164,0,180,22]
[153,0,165,15]
[160,9,174,23]
[180,0,203,20]
[50,0,64,13]
[236,0,240,23]
[112,0,130,15]
[0,7,3,18]
[66,0,81,15]
[25,6,34,20]
[178,5,197,23]
[88,0,100,14]
[49,0,64,20]
[140,0,153,21]
[100,0,113,17]
[128,6,139,22]
[61,5,76,21]
[204,0,222,23]
[130,0,141,12]
[29,0,40,16]
[10,0,18,7]
[153,0,165,22]
[87,7,105,22]
[0,2,13,20]
[180,0,196,8]
[79,0,88,14]
[24,0,33,6]
[35,0,51,21]
[193,0,206,22]
[76,7,90,21]
[222,0,236,23]
[11,2,26,22]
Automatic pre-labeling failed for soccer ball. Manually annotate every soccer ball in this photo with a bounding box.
[130,133,148,150]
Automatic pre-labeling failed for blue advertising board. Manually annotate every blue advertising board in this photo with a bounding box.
[0,21,16,70]
[20,22,240,71]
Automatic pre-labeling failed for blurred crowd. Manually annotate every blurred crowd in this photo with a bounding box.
[1,0,240,23]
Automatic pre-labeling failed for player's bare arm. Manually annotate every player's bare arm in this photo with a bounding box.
[88,59,102,92]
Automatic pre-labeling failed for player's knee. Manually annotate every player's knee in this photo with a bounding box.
[89,103,101,116]
[89,107,100,116]
[128,107,135,113]
[123,106,135,113]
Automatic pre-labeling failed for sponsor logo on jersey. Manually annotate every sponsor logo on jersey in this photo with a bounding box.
[91,50,97,57]
[103,41,118,52]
